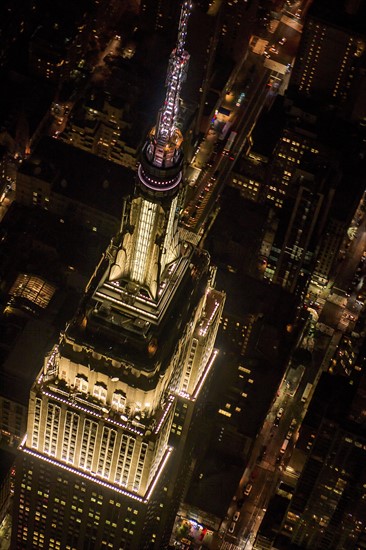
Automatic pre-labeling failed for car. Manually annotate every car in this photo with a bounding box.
[237,498,244,508]
[233,511,240,522]
[274,407,284,426]
[228,522,236,533]
[243,483,252,496]
[256,444,267,463]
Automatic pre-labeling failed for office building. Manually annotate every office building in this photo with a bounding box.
[276,373,366,549]
[59,92,139,172]
[11,3,225,548]
[16,138,134,240]
[290,0,366,114]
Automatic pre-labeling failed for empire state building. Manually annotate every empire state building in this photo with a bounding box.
[11,2,225,548]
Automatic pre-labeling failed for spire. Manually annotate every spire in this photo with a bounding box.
[154,1,191,149]
[107,1,192,298]
[141,0,192,181]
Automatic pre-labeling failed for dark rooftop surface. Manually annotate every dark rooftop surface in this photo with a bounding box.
[304,371,366,436]
[0,448,15,481]
[185,449,244,518]
[0,202,109,282]
[19,137,135,220]
[308,0,366,33]
[205,187,270,278]
[215,269,296,328]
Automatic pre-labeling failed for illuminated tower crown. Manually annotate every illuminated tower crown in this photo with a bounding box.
[109,1,192,299]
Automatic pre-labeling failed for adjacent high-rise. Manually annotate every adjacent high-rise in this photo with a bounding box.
[11,2,225,548]
[276,373,366,550]
[289,0,366,115]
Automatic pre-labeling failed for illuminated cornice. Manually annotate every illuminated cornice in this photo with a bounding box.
[154,395,174,435]
[42,389,144,437]
[193,349,218,400]
[38,386,175,437]
[176,349,219,402]
[20,438,173,503]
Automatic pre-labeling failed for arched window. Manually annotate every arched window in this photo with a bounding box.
[93,382,107,403]
[75,374,88,393]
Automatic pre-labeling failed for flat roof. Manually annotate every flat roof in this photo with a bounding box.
[19,137,135,220]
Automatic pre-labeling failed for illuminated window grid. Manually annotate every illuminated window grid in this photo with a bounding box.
[131,201,157,283]
[32,398,42,448]
[97,427,117,479]
[115,435,135,487]
[162,196,178,265]
[9,273,56,309]
[79,419,98,471]
[183,338,198,391]
[133,442,148,492]
[62,411,80,464]
[44,403,60,456]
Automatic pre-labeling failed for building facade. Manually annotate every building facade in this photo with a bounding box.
[290,1,366,109]
[277,373,366,549]
[11,3,225,548]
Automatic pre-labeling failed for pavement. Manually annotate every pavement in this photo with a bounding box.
[0,514,11,549]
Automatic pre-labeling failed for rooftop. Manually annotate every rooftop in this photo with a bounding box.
[19,137,135,220]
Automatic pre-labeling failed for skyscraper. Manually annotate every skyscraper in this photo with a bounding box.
[289,0,366,112]
[11,2,225,548]
[276,373,366,550]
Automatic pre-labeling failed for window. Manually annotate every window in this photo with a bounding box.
[133,443,147,491]
[44,403,60,456]
[79,419,98,471]
[131,200,157,282]
[97,427,116,479]
[62,411,80,464]
[75,375,88,393]
[32,398,42,448]
[115,435,135,487]
[93,383,107,403]
[112,391,126,411]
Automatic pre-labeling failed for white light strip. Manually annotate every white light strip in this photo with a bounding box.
[138,165,182,192]
[192,350,218,400]
[154,396,174,434]
[144,447,173,501]
[199,299,220,337]
[95,291,158,321]
[21,446,144,502]
[21,443,173,503]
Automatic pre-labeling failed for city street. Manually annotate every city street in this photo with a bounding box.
[181,0,304,239]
